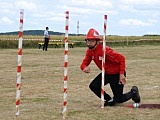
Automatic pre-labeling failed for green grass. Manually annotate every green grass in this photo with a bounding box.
[0,35,160,48]
[0,45,160,120]
[0,34,160,41]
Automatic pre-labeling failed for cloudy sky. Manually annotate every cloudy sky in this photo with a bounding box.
[0,0,160,36]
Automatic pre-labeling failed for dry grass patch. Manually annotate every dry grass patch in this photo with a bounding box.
[0,46,159,120]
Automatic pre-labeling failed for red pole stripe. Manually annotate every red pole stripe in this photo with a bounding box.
[63,101,67,106]
[65,26,68,30]
[101,89,104,94]
[64,62,68,67]
[64,50,68,54]
[16,84,21,90]
[20,19,23,23]
[65,37,68,42]
[104,24,106,30]
[17,66,21,72]
[18,49,22,55]
[16,99,20,105]
[66,11,69,14]
[64,88,67,92]
[104,15,107,19]
[64,76,68,80]
[19,32,23,37]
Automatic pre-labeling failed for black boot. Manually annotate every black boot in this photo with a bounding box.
[131,86,141,103]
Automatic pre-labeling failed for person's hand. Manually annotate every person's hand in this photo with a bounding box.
[119,74,126,85]
[83,67,90,73]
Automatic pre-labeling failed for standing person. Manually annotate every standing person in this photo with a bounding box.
[43,27,49,51]
[80,28,140,106]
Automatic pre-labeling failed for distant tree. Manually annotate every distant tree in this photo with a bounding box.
[0,30,65,36]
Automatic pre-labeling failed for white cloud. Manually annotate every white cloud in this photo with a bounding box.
[121,0,160,5]
[70,0,113,8]
[0,2,15,14]
[58,0,116,17]
[0,2,13,9]
[57,1,115,16]
[14,1,38,11]
[119,19,152,27]
[120,0,160,12]
[0,16,14,24]
[48,16,65,22]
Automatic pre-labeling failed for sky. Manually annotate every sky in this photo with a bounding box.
[0,0,160,36]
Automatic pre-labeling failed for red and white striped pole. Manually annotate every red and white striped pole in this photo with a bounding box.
[15,9,24,118]
[62,11,69,119]
[101,15,107,108]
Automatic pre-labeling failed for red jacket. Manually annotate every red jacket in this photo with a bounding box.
[80,44,125,74]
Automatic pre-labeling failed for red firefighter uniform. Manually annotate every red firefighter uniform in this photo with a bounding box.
[80,43,125,75]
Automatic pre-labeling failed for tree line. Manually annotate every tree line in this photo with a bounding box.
[0,30,85,36]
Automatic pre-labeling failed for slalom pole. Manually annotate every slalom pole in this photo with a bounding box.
[77,21,79,35]
[15,9,24,119]
[62,11,69,119]
[101,15,107,109]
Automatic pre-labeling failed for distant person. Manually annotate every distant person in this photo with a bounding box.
[43,27,49,51]
[80,28,141,106]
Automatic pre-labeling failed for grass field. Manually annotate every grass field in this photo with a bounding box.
[0,45,160,120]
